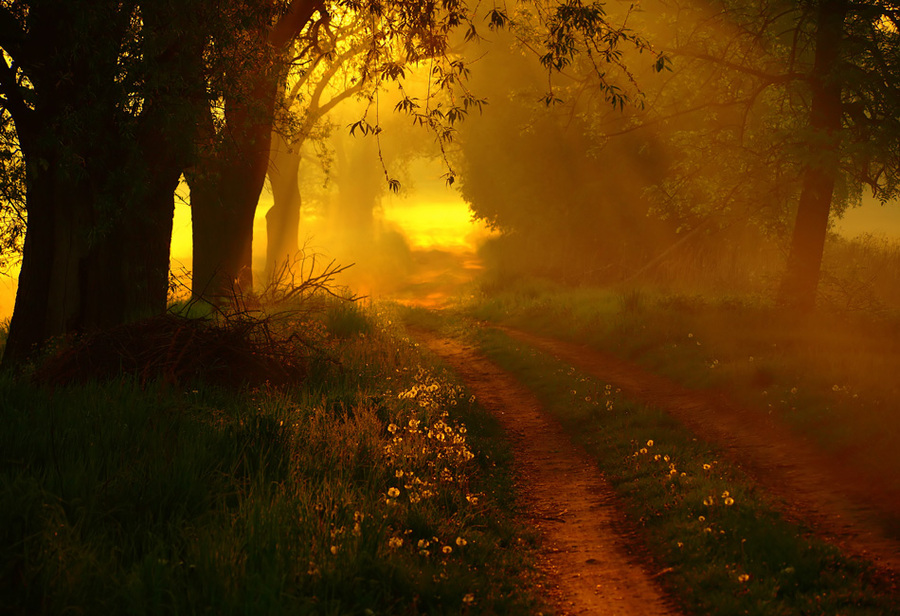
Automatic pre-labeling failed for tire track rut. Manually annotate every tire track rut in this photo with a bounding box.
[416,331,681,616]
[500,325,900,581]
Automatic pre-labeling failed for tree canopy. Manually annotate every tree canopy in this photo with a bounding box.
[451,0,900,307]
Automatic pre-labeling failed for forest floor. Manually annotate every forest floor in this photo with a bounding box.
[413,322,900,614]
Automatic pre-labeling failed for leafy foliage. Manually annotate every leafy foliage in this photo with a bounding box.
[454,33,671,283]
[0,111,24,271]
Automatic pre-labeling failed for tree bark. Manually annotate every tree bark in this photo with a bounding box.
[265,132,303,282]
[190,163,260,298]
[188,0,322,301]
[4,140,181,365]
[2,1,205,367]
[778,0,847,313]
[2,169,59,366]
[188,75,279,299]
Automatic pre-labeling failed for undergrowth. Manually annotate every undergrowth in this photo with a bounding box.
[0,303,541,615]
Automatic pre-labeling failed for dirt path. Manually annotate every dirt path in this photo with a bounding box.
[500,326,900,581]
[415,331,681,616]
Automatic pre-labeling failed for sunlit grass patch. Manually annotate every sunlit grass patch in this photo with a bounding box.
[473,326,899,616]
[0,305,542,615]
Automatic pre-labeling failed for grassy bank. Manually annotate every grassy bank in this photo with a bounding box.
[464,279,900,497]
[0,304,541,615]
[442,316,899,615]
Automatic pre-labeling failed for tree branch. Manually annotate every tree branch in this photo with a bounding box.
[270,0,325,50]
[671,48,808,85]
[0,52,31,130]
[0,5,26,60]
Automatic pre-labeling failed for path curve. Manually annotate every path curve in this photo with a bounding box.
[416,330,681,616]
[500,326,900,581]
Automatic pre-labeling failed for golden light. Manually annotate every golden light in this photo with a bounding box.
[381,196,493,252]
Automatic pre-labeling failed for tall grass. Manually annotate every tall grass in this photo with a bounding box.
[0,305,540,615]
[820,234,900,314]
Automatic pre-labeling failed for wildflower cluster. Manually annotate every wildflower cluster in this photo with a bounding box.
[383,370,477,507]
[632,439,687,480]
[631,442,742,537]
[396,367,470,410]
[380,366,482,529]
[382,410,476,503]
[387,533,471,559]
[563,369,620,414]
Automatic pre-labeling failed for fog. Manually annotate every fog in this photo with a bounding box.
[234,0,900,309]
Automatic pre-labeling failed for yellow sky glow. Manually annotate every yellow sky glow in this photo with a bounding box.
[382,197,492,251]
[171,192,492,264]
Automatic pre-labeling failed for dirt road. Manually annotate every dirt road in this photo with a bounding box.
[501,326,900,580]
[416,331,681,616]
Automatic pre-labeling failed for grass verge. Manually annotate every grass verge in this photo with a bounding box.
[469,324,899,615]
[464,280,900,500]
[0,304,541,615]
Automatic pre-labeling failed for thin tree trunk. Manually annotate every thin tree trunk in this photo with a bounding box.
[778,0,847,312]
[266,133,303,281]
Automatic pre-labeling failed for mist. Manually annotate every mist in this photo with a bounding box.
[4,2,900,614]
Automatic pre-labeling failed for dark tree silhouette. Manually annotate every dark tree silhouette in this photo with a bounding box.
[0,0,210,366]
[652,0,900,311]
[186,0,320,301]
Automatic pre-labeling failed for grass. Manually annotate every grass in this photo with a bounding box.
[463,278,900,502]
[324,299,373,339]
[460,322,899,615]
[0,304,542,615]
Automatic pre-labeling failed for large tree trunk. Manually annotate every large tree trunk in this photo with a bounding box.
[2,174,60,366]
[190,165,260,298]
[778,0,847,312]
[265,133,303,282]
[3,153,179,366]
[188,86,277,300]
[2,1,204,368]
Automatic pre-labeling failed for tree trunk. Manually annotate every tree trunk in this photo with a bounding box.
[2,175,59,366]
[2,1,204,368]
[190,167,259,299]
[3,153,178,366]
[778,0,847,312]
[188,0,320,301]
[265,133,303,282]
[188,77,280,300]
[188,87,277,300]
[332,133,380,237]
